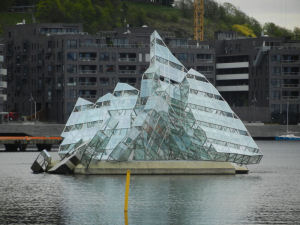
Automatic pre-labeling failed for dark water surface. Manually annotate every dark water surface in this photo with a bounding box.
[0,141,300,225]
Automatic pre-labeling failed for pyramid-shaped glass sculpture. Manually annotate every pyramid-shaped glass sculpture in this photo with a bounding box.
[59,31,263,167]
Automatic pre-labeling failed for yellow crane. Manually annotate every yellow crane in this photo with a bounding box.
[194,0,204,42]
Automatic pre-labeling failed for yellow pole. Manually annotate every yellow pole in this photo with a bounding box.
[124,170,131,212]
[124,211,129,225]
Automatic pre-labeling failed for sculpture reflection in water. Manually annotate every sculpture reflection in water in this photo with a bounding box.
[59,31,263,168]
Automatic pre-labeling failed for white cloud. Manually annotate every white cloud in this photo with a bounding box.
[215,0,300,30]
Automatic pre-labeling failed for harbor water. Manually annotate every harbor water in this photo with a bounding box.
[0,141,300,225]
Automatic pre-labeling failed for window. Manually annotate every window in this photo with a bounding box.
[271,55,280,62]
[79,52,97,61]
[100,78,109,86]
[68,89,77,98]
[106,65,115,72]
[67,64,77,73]
[67,40,77,48]
[271,79,281,88]
[175,53,188,62]
[67,77,76,86]
[272,67,281,75]
[67,52,77,61]
[56,65,62,73]
[99,65,103,73]
[67,102,75,115]
[79,39,93,47]
[196,54,212,60]
[79,90,97,98]
[145,53,150,62]
[79,77,96,85]
[271,104,280,113]
[271,91,280,100]
[99,52,109,61]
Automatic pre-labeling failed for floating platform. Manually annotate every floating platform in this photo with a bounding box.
[73,161,248,175]
[32,151,248,175]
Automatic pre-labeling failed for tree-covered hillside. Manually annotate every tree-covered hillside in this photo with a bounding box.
[0,0,299,40]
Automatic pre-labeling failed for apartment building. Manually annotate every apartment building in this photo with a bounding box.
[254,39,300,124]
[5,24,215,122]
[0,42,7,120]
[215,35,300,123]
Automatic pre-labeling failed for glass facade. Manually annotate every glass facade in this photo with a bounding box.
[59,31,263,167]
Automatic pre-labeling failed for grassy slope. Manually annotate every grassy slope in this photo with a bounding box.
[124,1,194,38]
[0,2,253,39]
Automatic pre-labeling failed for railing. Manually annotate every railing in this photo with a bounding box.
[79,43,150,49]
[281,60,299,63]
[118,70,137,74]
[0,94,7,101]
[79,70,97,74]
[79,95,96,99]
[79,82,97,86]
[264,46,300,50]
[282,84,300,88]
[282,96,300,101]
[79,58,97,61]
[198,71,213,76]
[169,44,211,50]
[283,72,300,76]
[196,59,214,63]
[0,81,8,88]
[0,69,7,75]
[119,58,137,62]
[66,82,76,86]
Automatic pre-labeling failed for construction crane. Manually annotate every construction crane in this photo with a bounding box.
[194,0,204,42]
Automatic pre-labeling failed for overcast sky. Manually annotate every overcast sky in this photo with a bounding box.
[215,0,300,30]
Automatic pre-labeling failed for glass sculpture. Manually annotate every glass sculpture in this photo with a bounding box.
[59,31,263,167]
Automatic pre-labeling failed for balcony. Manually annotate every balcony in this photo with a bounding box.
[198,71,213,76]
[79,57,97,61]
[0,81,7,88]
[119,58,136,62]
[216,62,249,69]
[118,70,137,74]
[282,84,300,88]
[78,77,97,86]
[79,65,97,74]
[216,73,249,80]
[217,85,249,92]
[282,96,300,101]
[79,53,97,61]
[79,90,97,99]
[0,94,7,101]
[196,59,214,63]
[79,70,97,74]
[281,60,299,63]
[79,82,96,86]
[0,69,7,75]
[66,82,76,87]
[283,72,300,76]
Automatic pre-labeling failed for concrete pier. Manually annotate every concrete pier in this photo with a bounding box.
[73,161,247,175]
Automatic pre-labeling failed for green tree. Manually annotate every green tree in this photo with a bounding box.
[264,22,293,38]
[293,27,300,40]
[36,0,122,33]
